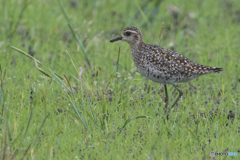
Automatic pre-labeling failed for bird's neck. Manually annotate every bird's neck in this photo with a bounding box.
[129,39,145,53]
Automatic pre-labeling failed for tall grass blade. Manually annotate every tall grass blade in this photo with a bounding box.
[118,70,137,91]
[185,125,198,139]
[8,1,31,38]
[115,47,121,85]
[123,0,150,28]
[157,22,164,44]
[48,69,72,94]
[34,61,52,79]
[20,143,31,160]
[134,0,149,25]
[119,116,151,133]
[0,64,3,108]
[11,105,34,159]
[65,50,79,76]
[147,1,162,23]
[57,0,91,67]
[32,113,50,146]
[116,47,121,72]
[11,46,64,80]
[87,96,98,128]
[3,134,7,160]
[22,105,34,143]
[57,63,92,95]
[63,74,73,90]
[2,0,5,21]
[61,50,92,94]
[71,102,90,133]
[11,127,24,146]
[18,113,50,159]
[11,46,41,63]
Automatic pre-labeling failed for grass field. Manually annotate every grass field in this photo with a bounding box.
[0,0,240,159]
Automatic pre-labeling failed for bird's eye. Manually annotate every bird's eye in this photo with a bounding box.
[125,31,131,36]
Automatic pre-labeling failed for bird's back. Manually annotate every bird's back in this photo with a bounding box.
[131,43,223,84]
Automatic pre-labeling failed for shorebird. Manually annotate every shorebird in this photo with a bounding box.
[110,26,223,108]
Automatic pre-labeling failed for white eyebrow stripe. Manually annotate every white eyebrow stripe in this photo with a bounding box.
[125,30,138,34]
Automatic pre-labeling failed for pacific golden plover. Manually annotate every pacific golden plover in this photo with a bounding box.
[110,26,223,108]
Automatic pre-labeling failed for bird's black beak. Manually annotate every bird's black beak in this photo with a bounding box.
[110,36,122,43]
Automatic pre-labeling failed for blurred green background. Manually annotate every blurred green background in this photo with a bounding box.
[0,0,239,159]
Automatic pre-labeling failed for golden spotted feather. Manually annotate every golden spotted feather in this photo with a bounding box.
[131,43,223,84]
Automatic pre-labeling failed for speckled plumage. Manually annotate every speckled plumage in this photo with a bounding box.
[110,26,223,108]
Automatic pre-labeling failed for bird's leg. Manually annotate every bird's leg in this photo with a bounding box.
[171,84,183,108]
[164,84,169,108]
[163,84,170,119]
[164,84,169,102]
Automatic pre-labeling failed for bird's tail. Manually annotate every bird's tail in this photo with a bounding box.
[204,67,223,74]
[209,67,223,73]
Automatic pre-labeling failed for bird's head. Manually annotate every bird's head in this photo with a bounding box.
[110,26,143,46]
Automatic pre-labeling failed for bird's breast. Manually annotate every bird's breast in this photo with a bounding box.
[131,54,176,84]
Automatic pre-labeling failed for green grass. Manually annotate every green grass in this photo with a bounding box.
[0,0,240,159]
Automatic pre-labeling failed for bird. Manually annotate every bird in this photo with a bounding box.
[110,26,223,108]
